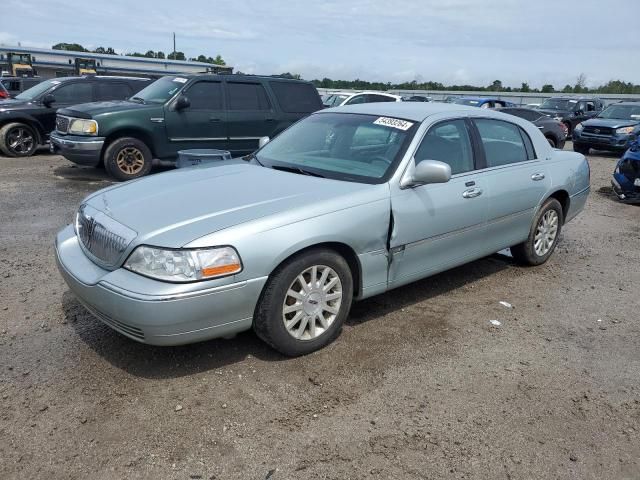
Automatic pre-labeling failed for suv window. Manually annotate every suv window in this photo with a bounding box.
[414,120,474,175]
[226,82,270,110]
[368,94,396,103]
[269,81,322,113]
[95,82,131,101]
[474,119,529,167]
[185,81,222,110]
[344,94,367,105]
[52,82,93,104]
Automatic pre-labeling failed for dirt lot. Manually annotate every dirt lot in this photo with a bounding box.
[1,145,639,480]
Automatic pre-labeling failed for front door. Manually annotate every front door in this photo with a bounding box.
[164,80,227,156]
[472,118,551,251]
[41,81,94,132]
[224,80,275,155]
[389,119,489,288]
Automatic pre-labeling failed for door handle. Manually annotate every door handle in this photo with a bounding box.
[462,187,483,199]
[531,173,545,181]
[209,117,221,122]
[266,117,276,122]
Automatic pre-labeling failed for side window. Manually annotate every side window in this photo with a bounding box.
[226,82,271,110]
[585,101,596,112]
[414,120,474,175]
[344,94,367,105]
[368,94,396,103]
[475,119,528,167]
[268,81,323,113]
[185,81,222,110]
[95,82,131,101]
[51,82,93,103]
[352,124,393,147]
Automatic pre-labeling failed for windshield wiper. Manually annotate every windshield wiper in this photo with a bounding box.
[129,96,145,104]
[271,165,325,178]
[243,152,264,166]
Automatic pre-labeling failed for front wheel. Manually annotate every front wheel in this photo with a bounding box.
[254,249,354,356]
[573,143,590,155]
[104,137,152,181]
[0,122,38,157]
[510,198,563,266]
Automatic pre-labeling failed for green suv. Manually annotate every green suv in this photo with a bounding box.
[50,74,323,181]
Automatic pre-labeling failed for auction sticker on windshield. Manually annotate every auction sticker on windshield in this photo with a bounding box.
[173,77,188,84]
[373,117,414,131]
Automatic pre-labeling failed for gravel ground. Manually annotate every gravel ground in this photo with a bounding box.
[1,145,639,480]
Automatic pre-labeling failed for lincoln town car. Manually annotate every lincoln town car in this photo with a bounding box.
[55,103,590,356]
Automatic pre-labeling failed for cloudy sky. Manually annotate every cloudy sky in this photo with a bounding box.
[2,0,638,88]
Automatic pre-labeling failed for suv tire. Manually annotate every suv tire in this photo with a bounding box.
[0,122,38,157]
[104,137,152,181]
[573,143,590,155]
[254,248,353,356]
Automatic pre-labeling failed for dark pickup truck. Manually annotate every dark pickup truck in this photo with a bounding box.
[51,74,324,180]
[536,96,604,135]
[0,76,150,157]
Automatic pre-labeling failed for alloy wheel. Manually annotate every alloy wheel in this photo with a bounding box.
[534,210,559,256]
[282,265,343,341]
[7,127,34,155]
[115,147,145,175]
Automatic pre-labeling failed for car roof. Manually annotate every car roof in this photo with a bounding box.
[46,76,150,82]
[614,101,640,106]
[173,73,314,84]
[323,101,492,122]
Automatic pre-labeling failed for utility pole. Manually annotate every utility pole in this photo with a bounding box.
[172,32,176,60]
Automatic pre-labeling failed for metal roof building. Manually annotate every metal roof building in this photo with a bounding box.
[0,45,232,79]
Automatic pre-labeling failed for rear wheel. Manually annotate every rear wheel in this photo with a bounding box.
[546,136,557,148]
[253,248,353,356]
[510,198,563,266]
[104,137,152,181]
[0,122,38,157]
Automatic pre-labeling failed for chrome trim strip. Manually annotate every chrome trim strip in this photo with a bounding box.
[229,136,263,140]
[571,185,590,198]
[150,117,165,123]
[170,137,227,141]
[403,221,485,250]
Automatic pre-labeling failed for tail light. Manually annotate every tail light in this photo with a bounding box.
[0,90,8,99]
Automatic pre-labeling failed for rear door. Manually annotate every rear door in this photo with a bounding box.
[163,79,228,154]
[389,118,490,287]
[472,118,551,251]
[224,80,274,155]
[94,81,132,102]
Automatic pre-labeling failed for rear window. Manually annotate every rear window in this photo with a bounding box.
[269,81,323,113]
[226,82,271,111]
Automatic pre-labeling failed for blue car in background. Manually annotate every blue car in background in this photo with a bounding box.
[612,139,640,203]
[573,102,640,155]
[453,97,516,109]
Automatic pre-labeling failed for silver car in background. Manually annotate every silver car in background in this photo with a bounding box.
[55,103,590,356]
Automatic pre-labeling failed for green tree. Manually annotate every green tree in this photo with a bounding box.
[52,43,88,52]
[212,55,226,66]
[541,84,555,93]
[144,50,156,58]
[488,80,503,91]
[168,51,186,60]
[156,51,165,59]
[520,82,530,92]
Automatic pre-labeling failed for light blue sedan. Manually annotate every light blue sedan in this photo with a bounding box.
[55,103,590,356]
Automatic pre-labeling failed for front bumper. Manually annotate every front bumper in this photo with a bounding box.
[55,225,267,346]
[572,131,631,151]
[50,132,105,167]
[611,175,640,204]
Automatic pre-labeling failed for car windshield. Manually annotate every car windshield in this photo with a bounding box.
[539,98,577,111]
[14,79,59,101]
[597,105,640,121]
[131,76,186,104]
[453,98,482,106]
[255,112,417,184]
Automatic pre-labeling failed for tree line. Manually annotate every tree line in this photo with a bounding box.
[311,75,640,95]
[51,43,226,65]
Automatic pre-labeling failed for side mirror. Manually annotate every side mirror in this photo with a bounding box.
[42,93,55,107]
[174,95,190,111]
[258,136,270,148]
[401,159,451,188]
[575,109,584,116]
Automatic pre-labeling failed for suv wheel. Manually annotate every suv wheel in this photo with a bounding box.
[0,122,38,157]
[510,198,563,266]
[104,137,152,181]
[253,248,353,356]
[546,136,557,148]
[573,143,590,155]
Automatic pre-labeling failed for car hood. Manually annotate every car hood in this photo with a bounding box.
[0,98,34,112]
[83,162,386,248]
[581,118,639,129]
[58,100,157,119]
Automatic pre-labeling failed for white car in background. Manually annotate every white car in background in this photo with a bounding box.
[338,91,402,106]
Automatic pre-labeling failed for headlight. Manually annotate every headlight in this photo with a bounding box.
[574,123,583,132]
[616,126,635,135]
[68,119,98,135]
[124,246,242,282]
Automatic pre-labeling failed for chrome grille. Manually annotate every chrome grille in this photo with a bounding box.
[76,204,137,269]
[56,115,70,134]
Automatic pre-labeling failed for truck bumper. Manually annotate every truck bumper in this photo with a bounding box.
[50,132,105,167]
[55,225,267,346]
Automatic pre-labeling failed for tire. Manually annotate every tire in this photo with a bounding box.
[546,136,557,148]
[0,122,38,157]
[103,137,152,181]
[573,143,590,155]
[563,122,572,136]
[253,248,354,356]
[510,198,563,266]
